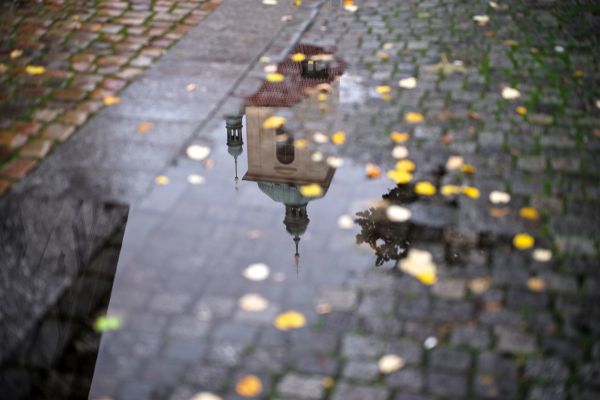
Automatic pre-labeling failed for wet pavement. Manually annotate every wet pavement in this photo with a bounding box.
[1,0,600,399]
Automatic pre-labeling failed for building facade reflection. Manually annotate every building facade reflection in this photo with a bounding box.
[226,44,346,265]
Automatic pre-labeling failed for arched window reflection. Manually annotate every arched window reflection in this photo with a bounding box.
[276,128,295,165]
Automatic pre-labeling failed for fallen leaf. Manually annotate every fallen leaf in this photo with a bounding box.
[238,293,268,312]
[519,207,539,220]
[473,15,490,26]
[376,51,389,61]
[489,191,510,204]
[103,96,120,106]
[390,131,410,143]
[513,233,535,250]
[469,277,491,294]
[263,116,286,129]
[291,52,306,62]
[387,170,413,184]
[415,181,436,196]
[386,205,412,222]
[274,311,306,330]
[501,87,520,99]
[395,159,416,172]
[392,145,409,159]
[154,175,170,185]
[313,132,329,143]
[186,83,197,92]
[322,377,335,389]
[424,336,438,349]
[400,248,437,285]
[331,131,346,145]
[337,214,354,229]
[94,315,122,332]
[516,106,527,116]
[187,174,205,185]
[365,163,381,179]
[300,183,324,197]
[378,355,405,374]
[191,393,222,400]
[311,152,324,162]
[326,156,344,168]
[527,277,545,292]
[462,186,480,199]
[262,0,277,4]
[186,144,211,161]
[375,85,391,94]
[266,72,285,82]
[25,65,45,75]
[398,77,417,89]
[243,263,270,281]
[441,185,461,196]
[294,138,308,149]
[0,63,7,74]
[532,248,552,262]
[236,375,263,397]
[137,121,154,134]
[405,112,424,124]
[10,49,23,59]
[461,163,476,174]
[446,156,464,170]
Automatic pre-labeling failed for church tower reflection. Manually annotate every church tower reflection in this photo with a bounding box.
[225,44,346,265]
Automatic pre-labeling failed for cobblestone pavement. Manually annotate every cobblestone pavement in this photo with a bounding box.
[0,0,221,194]
[1,0,600,399]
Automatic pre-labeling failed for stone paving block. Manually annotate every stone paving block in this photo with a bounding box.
[495,326,537,354]
[277,373,324,400]
[42,123,76,142]
[331,382,389,400]
[317,286,358,312]
[386,367,424,392]
[342,360,379,382]
[427,370,468,398]
[342,334,385,359]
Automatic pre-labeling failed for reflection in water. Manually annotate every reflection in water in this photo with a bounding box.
[355,184,418,266]
[226,44,346,269]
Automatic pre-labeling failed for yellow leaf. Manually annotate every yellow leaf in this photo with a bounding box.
[236,375,263,398]
[291,52,306,62]
[318,93,328,101]
[274,310,306,331]
[322,377,335,389]
[405,112,424,124]
[137,122,154,134]
[293,138,308,149]
[25,65,45,75]
[103,96,120,106]
[299,183,323,197]
[10,49,23,59]
[395,159,416,172]
[154,175,170,185]
[376,85,391,94]
[415,270,438,285]
[513,233,535,250]
[462,186,480,199]
[387,170,412,184]
[527,277,545,292]
[390,131,410,143]
[516,106,527,116]
[365,163,381,179]
[519,207,539,220]
[461,163,476,174]
[415,181,436,196]
[441,185,461,196]
[262,116,286,129]
[331,131,346,145]
[266,72,285,82]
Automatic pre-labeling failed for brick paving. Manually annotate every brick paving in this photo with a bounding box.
[1,0,600,399]
[0,0,222,194]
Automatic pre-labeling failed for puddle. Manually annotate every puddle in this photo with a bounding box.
[1,40,568,400]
